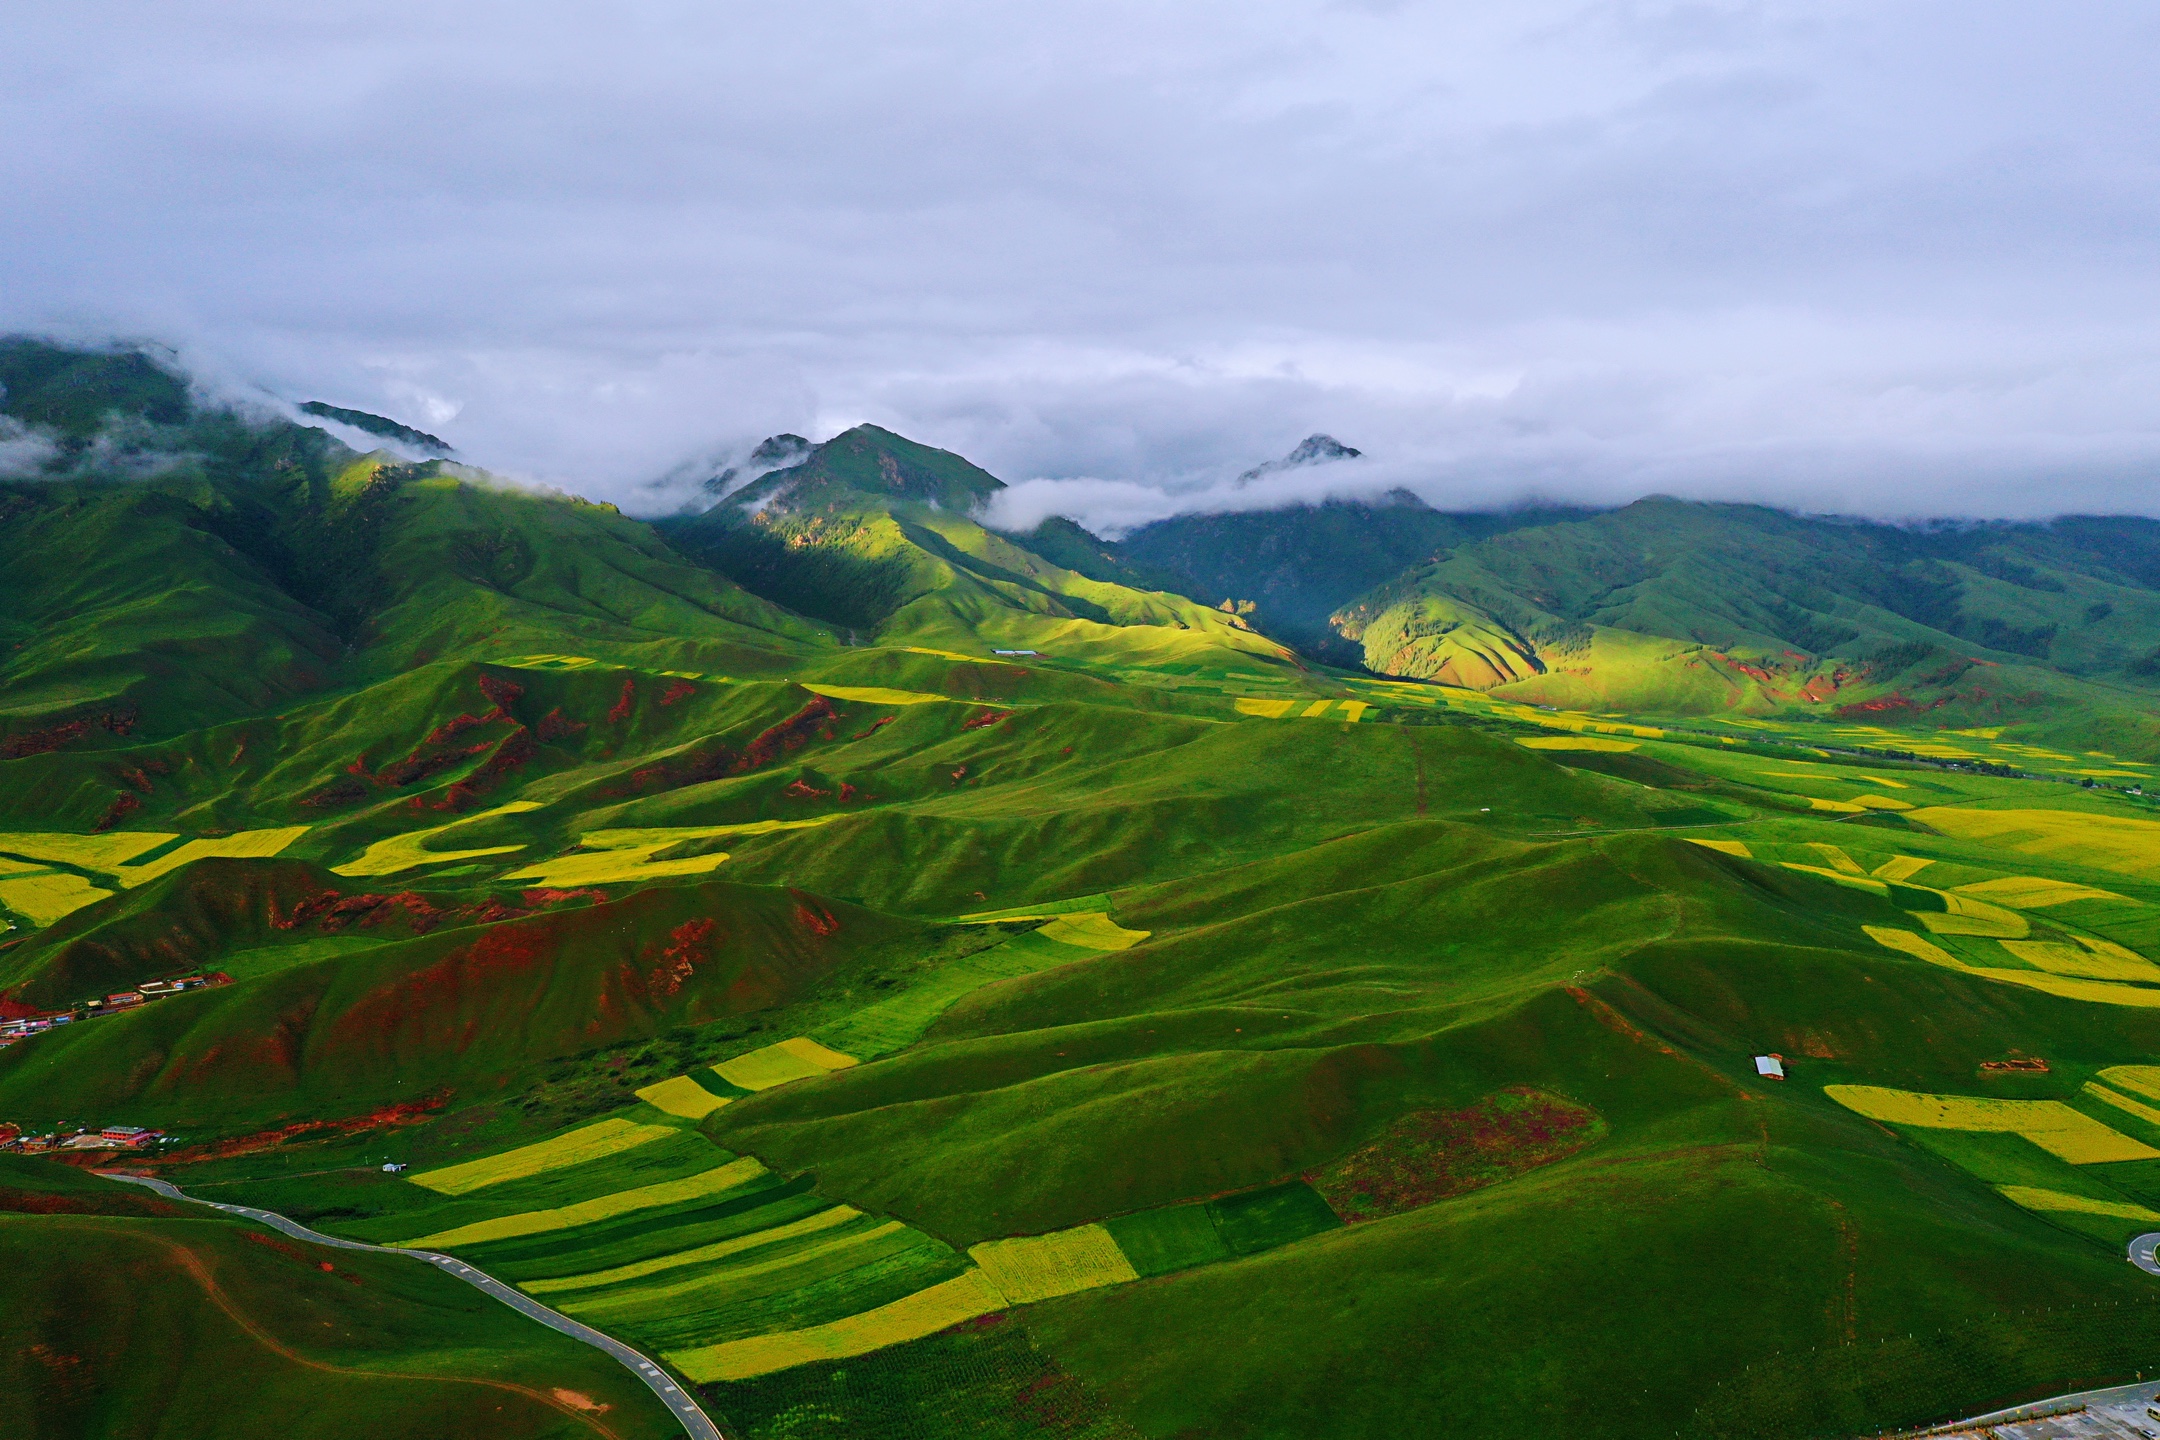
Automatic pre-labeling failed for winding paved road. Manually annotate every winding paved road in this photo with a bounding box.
[2130,1232,2160,1276]
[102,1172,724,1440]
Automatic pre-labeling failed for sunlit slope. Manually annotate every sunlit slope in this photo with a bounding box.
[703,827,1900,1242]
[713,710,1707,913]
[1328,497,2160,753]
[89,701,2160,1440]
[694,801,2160,1437]
[0,1156,677,1440]
[662,424,1291,676]
[1115,493,1570,661]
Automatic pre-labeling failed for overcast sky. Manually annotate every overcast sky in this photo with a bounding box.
[6,2,2160,531]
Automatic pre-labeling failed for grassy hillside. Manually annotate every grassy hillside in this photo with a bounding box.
[1115,493,1574,661]
[19,339,2160,1437]
[0,1157,679,1440]
[661,426,1292,677]
[1328,498,2160,756]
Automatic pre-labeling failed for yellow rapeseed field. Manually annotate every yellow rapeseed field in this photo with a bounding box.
[0,863,113,927]
[118,827,312,887]
[635,1074,733,1120]
[1872,856,1934,882]
[523,1207,874,1295]
[1806,844,1866,875]
[1908,808,2160,880]
[1953,876,2130,909]
[403,1157,765,1248]
[968,1224,1139,1304]
[713,1036,860,1092]
[955,894,1113,922]
[0,832,173,869]
[1234,697,1298,718]
[0,827,309,893]
[1864,926,1959,965]
[1997,1186,2160,1221]
[1998,939,2160,983]
[1823,1086,2160,1163]
[334,803,542,878]
[667,1269,1008,1382]
[1916,892,2029,939]
[1779,863,1887,895]
[497,654,601,670]
[802,683,946,705]
[408,1117,676,1196]
[562,1222,916,1323]
[1865,926,2160,1008]
[2099,1067,2160,1103]
[1516,736,1639,752]
[500,819,834,887]
[2083,1081,2160,1129]
[1686,838,1751,858]
[899,646,1018,665]
[1036,913,1150,951]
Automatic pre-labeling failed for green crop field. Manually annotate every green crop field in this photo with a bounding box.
[20,340,2160,1436]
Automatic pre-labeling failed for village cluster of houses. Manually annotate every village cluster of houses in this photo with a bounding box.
[1,973,227,1049]
[0,1121,170,1152]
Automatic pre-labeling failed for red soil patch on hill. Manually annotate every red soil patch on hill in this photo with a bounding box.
[92,794,141,832]
[271,885,599,936]
[1307,1087,1605,1221]
[790,893,840,938]
[2,709,136,760]
[329,921,559,1046]
[600,696,838,801]
[430,725,537,811]
[746,697,835,767]
[157,1097,448,1164]
[637,919,719,1000]
[536,707,586,741]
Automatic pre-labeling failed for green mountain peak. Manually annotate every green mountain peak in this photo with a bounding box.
[728,422,1006,515]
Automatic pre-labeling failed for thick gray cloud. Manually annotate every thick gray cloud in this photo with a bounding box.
[6,1,2160,526]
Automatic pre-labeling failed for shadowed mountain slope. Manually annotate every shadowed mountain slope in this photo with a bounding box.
[661,425,1293,676]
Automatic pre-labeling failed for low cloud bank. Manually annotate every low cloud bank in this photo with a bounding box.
[6,4,2160,524]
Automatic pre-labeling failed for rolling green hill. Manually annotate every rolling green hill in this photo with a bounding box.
[1116,490,1575,662]
[0,1155,679,1440]
[1112,485,2160,757]
[16,338,2160,1439]
[660,425,1291,676]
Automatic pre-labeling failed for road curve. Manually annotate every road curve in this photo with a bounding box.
[2131,1231,2160,1275]
[101,1172,724,1440]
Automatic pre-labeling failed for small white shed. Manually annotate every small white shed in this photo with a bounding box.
[1754,1055,1786,1080]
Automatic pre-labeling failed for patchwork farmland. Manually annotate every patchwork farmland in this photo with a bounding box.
[20,356,2160,1439]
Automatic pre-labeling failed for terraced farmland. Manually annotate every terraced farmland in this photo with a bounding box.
[21,353,2160,1438]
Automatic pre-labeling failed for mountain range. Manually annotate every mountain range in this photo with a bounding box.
[11,338,2160,1440]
